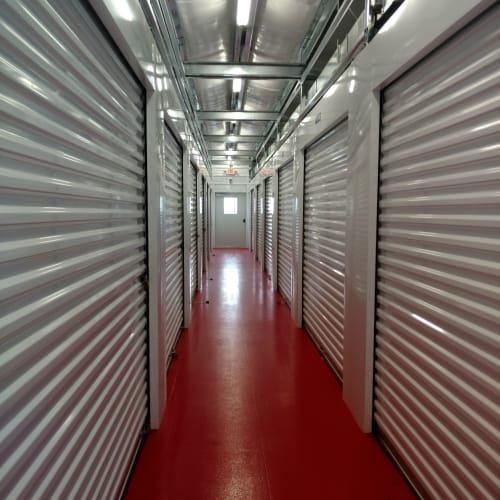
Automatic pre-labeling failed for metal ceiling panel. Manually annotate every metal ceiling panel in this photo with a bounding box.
[174,0,234,62]
[170,0,330,179]
[185,62,304,79]
[252,0,322,63]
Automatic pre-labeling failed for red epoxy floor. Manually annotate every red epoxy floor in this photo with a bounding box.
[126,249,414,500]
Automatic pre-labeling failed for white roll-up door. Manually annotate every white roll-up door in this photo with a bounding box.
[207,186,212,258]
[374,6,500,500]
[0,1,148,499]
[163,125,184,361]
[190,164,198,299]
[256,184,263,262]
[303,121,348,379]
[251,189,256,253]
[202,177,207,272]
[264,177,273,277]
[278,162,293,306]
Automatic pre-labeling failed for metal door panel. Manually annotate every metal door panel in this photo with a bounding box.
[163,126,184,361]
[0,1,147,498]
[251,188,256,253]
[277,163,293,306]
[190,164,198,299]
[264,177,273,276]
[256,184,263,262]
[375,6,500,499]
[303,121,348,379]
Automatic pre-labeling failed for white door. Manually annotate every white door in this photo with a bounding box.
[374,6,500,499]
[256,184,264,262]
[202,177,208,272]
[303,120,348,379]
[251,189,257,253]
[189,164,198,299]
[214,193,247,248]
[264,177,274,277]
[162,125,184,362]
[277,162,293,307]
[0,1,148,498]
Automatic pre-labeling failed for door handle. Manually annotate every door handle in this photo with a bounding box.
[243,218,246,223]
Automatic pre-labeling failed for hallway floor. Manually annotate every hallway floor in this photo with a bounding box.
[125,249,414,499]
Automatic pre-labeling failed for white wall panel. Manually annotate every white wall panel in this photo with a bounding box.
[0,1,148,498]
[277,162,293,306]
[303,121,348,379]
[375,6,500,498]
[264,177,274,278]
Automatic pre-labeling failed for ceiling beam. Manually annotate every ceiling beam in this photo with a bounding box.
[210,160,252,166]
[205,135,264,143]
[184,63,304,79]
[209,150,256,157]
[198,111,279,121]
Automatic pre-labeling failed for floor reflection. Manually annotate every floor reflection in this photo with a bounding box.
[222,266,240,305]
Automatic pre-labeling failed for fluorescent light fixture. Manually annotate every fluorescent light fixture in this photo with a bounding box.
[237,0,252,26]
[228,136,236,142]
[232,78,242,93]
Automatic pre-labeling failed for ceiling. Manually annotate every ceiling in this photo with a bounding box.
[166,0,341,182]
[142,0,367,185]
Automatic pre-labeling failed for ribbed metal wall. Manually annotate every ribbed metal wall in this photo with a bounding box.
[256,184,263,262]
[375,6,500,499]
[190,164,198,298]
[0,1,148,499]
[277,163,293,306]
[163,126,184,361]
[303,121,348,379]
[264,177,274,277]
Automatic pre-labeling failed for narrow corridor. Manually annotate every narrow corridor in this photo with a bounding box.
[125,250,414,499]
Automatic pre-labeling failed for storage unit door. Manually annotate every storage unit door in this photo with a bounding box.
[163,125,184,361]
[0,2,148,499]
[264,177,273,276]
[190,164,198,298]
[374,7,500,499]
[202,177,207,272]
[251,189,256,252]
[277,162,293,306]
[303,121,348,379]
[256,184,263,262]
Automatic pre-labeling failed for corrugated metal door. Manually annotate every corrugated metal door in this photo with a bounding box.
[163,125,184,361]
[264,177,273,277]
[303,121,348,379]
[202,177,207,272]
[190,164,198,298]
[278,162,293,306]
[0,1,148,499]
[374,7,500,499]
[251,189,256,253]
[207,186,212,258]
[256,184,263,262]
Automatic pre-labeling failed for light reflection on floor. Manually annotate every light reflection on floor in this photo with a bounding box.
[221,266,240,305]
